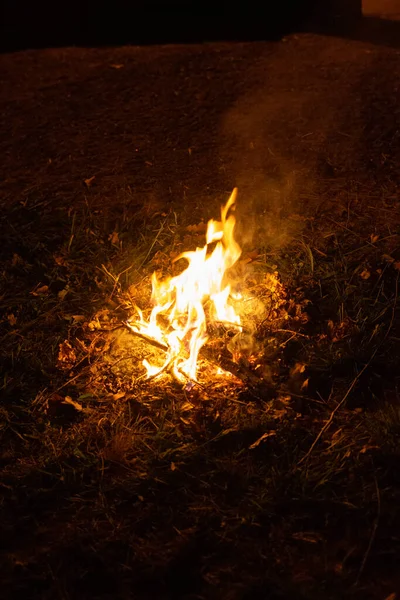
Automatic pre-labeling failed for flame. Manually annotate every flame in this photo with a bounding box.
[128,188,242,382]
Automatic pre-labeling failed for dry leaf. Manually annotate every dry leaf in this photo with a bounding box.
[58,287,68,301]
[290,363,306,376]
[393,261,400,271]
[30,284,49,296]
[54,254,67,266]
[63,396,83,411]
[7,313,17,326]
[382,254,395,263]
[170,462,177,471]
[112,391,126,401]
[57,340,77,370]
[301,378,309,390]
[110,63,124,69]
[181,401,194,412]
[249,431,276,449]
[109,231,120,246]
[88,318,101,331]
[186,222,206,234]
[72,315,85,324]
[84,175,96,188]
[12,253,24,267]
[370,234,379,244]
[360,269,371,280]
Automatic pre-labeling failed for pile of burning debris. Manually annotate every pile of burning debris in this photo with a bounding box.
[56,189,309,404]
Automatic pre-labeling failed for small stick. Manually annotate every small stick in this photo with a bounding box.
[126,323,168,350]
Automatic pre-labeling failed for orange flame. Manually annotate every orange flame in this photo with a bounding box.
[128,188,242,382]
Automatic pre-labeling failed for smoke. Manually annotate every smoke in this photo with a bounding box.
[218,41,364,252]
[221,92,315,251]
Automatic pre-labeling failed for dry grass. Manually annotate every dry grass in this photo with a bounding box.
[1,36,400,600]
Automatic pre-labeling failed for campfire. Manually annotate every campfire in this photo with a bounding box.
[127,188,244,384]
[66,188,297,397]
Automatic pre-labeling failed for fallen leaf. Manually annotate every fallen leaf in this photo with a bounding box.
[88,318,101,331]
[58,287,68,301]
[249,431,276,449]
[54,254,67,266]
[72,315,85,324]
[110,63,124,69]
[394,261,400,271]
[108,231,120,246]
[382,254,395,263]
[30,284,49,296]
[290,363,306,376]
[63,396,83,411]
[12,253,24,267]
[186,222,206,234]
[47,393,64,405]
[301,378,309,390]
[112,391,126,401]
[370,234,379,244]
[170,462,177,471]
[181,402,194,412]
[84,175,96,188]
[57,340,77,370]
[360,269,371,280]
[7,313,17,326]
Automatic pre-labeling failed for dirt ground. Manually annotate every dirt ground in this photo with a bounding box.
[0,18,400,600]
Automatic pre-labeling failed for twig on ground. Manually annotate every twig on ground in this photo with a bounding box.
[99,264,133,299]
[126,324,168,350]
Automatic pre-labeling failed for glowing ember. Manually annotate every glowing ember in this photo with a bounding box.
[127,188,242,382]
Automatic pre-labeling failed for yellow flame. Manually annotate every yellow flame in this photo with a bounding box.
[128,188,242,382]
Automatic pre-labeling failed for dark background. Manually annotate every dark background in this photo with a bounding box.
[1,0,362,52]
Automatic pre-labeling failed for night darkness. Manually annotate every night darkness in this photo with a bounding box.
[1,2,400,599]
[2,0,361,51]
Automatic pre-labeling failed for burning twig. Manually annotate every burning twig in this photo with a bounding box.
[126,323,168,351]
